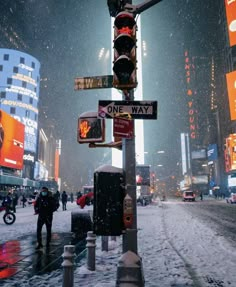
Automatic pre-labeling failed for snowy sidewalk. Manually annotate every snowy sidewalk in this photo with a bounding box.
[1,201,236,287]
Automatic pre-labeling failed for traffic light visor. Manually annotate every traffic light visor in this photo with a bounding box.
[114,12,136,31]
[113,55,135,86]
[114,33,135,55]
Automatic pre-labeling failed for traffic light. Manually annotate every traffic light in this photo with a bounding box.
[113,11,137,90]
[77,112,105,143]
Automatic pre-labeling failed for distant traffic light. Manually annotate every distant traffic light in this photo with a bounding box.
[113,11,137,90]
[78,112,105,143]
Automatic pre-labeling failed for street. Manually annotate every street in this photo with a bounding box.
[0,198,236,287]
[180,199,236,244]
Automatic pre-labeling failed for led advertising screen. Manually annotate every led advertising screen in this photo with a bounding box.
[226,71,236,120]
[136,165,150,186]
[0,110,25,169]
[225,0,236,47]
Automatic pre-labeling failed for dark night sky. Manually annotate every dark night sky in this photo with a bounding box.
[0,0,222,190]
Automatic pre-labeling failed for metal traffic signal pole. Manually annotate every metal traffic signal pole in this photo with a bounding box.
[119,0,164,258]
[122,88,138,254]
[108,1,163,285]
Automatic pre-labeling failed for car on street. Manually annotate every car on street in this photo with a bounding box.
[226,193,236,204]
[183,190,196,202]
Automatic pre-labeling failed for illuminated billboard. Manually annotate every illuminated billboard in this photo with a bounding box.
[184,50,198,141]
[0,110,25,169]
[225,134,236,171]
[225,0,236,47]
[226,71,236,120]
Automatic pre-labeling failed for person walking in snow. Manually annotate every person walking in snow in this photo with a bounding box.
[61,190,68,211]
[21,194,27,207]
[34,187,57,249]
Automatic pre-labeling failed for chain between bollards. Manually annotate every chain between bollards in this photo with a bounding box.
[62,245,75,287]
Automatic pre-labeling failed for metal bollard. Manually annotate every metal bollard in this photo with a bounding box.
[86,231,96,271]
[62,245,75,287]
[101,236,109,251]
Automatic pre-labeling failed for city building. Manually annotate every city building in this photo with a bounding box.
[0,48,40,189]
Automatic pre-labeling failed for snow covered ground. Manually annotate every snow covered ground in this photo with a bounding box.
[1,200,236,287]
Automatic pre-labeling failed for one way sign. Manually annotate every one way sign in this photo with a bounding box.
[98,100,158,119]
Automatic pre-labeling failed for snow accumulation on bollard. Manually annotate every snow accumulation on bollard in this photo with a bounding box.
[116,250,145,287]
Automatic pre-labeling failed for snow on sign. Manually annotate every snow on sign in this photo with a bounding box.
[98,100,158,119]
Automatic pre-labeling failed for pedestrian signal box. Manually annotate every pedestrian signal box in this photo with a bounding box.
[78,111,105,143]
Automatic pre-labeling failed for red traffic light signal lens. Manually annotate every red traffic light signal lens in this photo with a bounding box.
[114,12,136,30]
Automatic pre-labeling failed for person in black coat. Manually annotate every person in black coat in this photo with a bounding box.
[61,191,68,211]
[12,190,18,212]
[34,187,57,249]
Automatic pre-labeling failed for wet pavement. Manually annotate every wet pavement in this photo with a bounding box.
[0,232,86,283]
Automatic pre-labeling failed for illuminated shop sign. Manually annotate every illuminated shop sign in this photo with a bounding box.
[6,85,38,100]
[2,99,38,113]
[12,73,37,86]
[225,0,236,47]
[18,63,34,72]
[184,50,197,140]
[226,71,236,120]
[23,152,35,163]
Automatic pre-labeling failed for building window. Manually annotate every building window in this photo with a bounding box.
[25,110,30,117]
[32,62,35,69]
[10,107,16,114]
[7,78,12,85]
[34,87,37,92]
[0,65,3,71]
[20,57,25,64]
[13,66,19,73]
[29,97,33,104]
[17,94,23,101]
[35,114,38,121]
[0,92,6,99]
[4,54,9,61]
[22,81,27,88]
